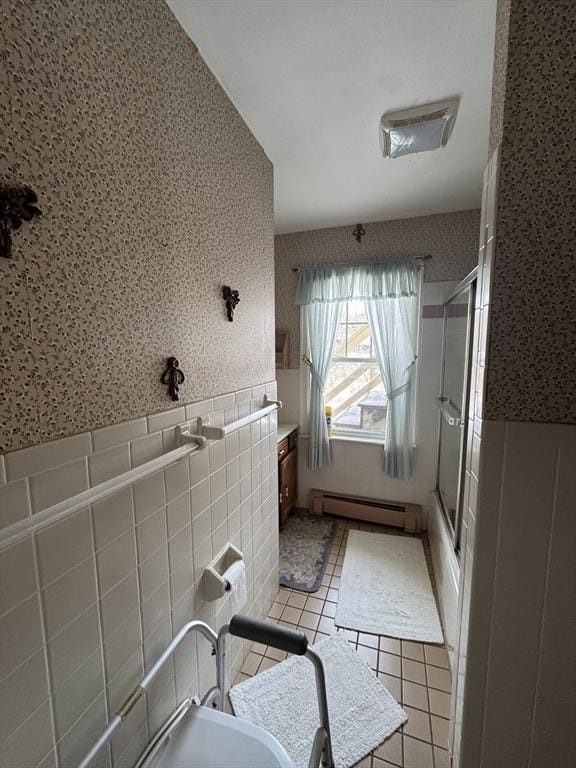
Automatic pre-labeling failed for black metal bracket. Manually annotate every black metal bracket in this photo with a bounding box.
[0,185,42,260]
[161,357,185,401]
[352,223,366,243]
[222,286,240,321]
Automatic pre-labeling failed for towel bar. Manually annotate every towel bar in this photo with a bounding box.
[0,399,280,551]
[181,396,281,442]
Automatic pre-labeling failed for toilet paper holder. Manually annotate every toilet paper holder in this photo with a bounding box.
[204,543,244,601]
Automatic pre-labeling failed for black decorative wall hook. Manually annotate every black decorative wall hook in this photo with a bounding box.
[0,185,42,260]
[352,223,366,243]
[161,357,185,401]
[222,286,240,321]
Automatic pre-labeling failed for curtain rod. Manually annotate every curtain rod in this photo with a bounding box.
[290,255,432,273]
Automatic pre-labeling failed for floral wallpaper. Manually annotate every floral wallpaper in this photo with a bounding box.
[0,0,275,453]
[485,0,575,424]
[275,209,481,368]
[488,0,511,155]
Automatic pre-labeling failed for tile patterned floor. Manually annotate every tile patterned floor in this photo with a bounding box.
[236,518,453,768]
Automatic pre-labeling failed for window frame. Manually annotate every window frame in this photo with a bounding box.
[300,272,423,447]
[325,299,387,440]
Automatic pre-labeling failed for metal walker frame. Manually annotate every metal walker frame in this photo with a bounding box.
[79,615,334,768]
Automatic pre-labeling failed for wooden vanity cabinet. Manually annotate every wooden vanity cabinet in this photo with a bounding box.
[277,428,298,526]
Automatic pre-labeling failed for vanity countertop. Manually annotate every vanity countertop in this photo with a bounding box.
[277,423,298,443]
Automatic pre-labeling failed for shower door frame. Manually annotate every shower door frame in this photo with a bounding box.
[435,267,477,555]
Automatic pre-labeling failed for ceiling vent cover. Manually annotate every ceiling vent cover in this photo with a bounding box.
[379,99,458,159]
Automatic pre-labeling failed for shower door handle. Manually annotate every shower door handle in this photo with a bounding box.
[436,397,464,427]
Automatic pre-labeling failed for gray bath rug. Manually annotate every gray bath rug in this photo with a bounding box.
[335,530,444,642]
[230,634,407,768]
[279,513,335,592]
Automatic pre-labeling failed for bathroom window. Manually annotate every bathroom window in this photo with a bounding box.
[298,259,420,471]
[324,300,387,437]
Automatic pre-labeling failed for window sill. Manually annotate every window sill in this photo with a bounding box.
[330,433,385,447]
[298,432,385,447]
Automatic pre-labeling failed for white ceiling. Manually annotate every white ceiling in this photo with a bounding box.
[167,0,497,234]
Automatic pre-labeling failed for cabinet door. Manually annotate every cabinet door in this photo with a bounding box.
[279,447,297,525]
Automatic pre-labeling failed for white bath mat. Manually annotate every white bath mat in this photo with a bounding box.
[335,530,444,643]
[229,634,406,768]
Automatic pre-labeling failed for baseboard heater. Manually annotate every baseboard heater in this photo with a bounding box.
[309,488,422,533]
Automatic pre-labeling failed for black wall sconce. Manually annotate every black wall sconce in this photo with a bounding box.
[222,286,240,321]
[0,185,42,260]
[352,223,366,243]
[161,357,185,401]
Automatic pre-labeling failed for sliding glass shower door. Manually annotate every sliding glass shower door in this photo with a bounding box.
[436,271,476,553]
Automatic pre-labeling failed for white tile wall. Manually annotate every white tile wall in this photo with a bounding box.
[42,559,98,641]
[0,479,31,530]
[4,434,93,483]
[89,445,131,486]
[36,509,93,587]
[92,418,148,454]
[0,382,279,768]
[459,421,576,768]
[0,538,36,616]
[29,459,90,514]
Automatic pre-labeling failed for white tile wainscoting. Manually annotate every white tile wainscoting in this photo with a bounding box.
[457,419,576,768]
[0,382,280,768]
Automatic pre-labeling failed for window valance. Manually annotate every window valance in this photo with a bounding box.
[295,258,419,305]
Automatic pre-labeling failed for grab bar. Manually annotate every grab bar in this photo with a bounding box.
[436,396,464,427]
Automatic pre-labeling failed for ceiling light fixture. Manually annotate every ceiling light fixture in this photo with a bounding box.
[379,99,459,159]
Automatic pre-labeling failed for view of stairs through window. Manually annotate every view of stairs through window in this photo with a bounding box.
[325,300,387,434]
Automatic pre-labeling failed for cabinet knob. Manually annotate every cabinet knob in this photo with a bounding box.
[278,448,286,457]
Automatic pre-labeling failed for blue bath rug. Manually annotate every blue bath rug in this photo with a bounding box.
[279,513,336,592]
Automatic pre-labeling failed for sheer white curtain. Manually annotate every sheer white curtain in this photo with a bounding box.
[296,258,419,474]
[304,300,343,469]
[366,293,418,479]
